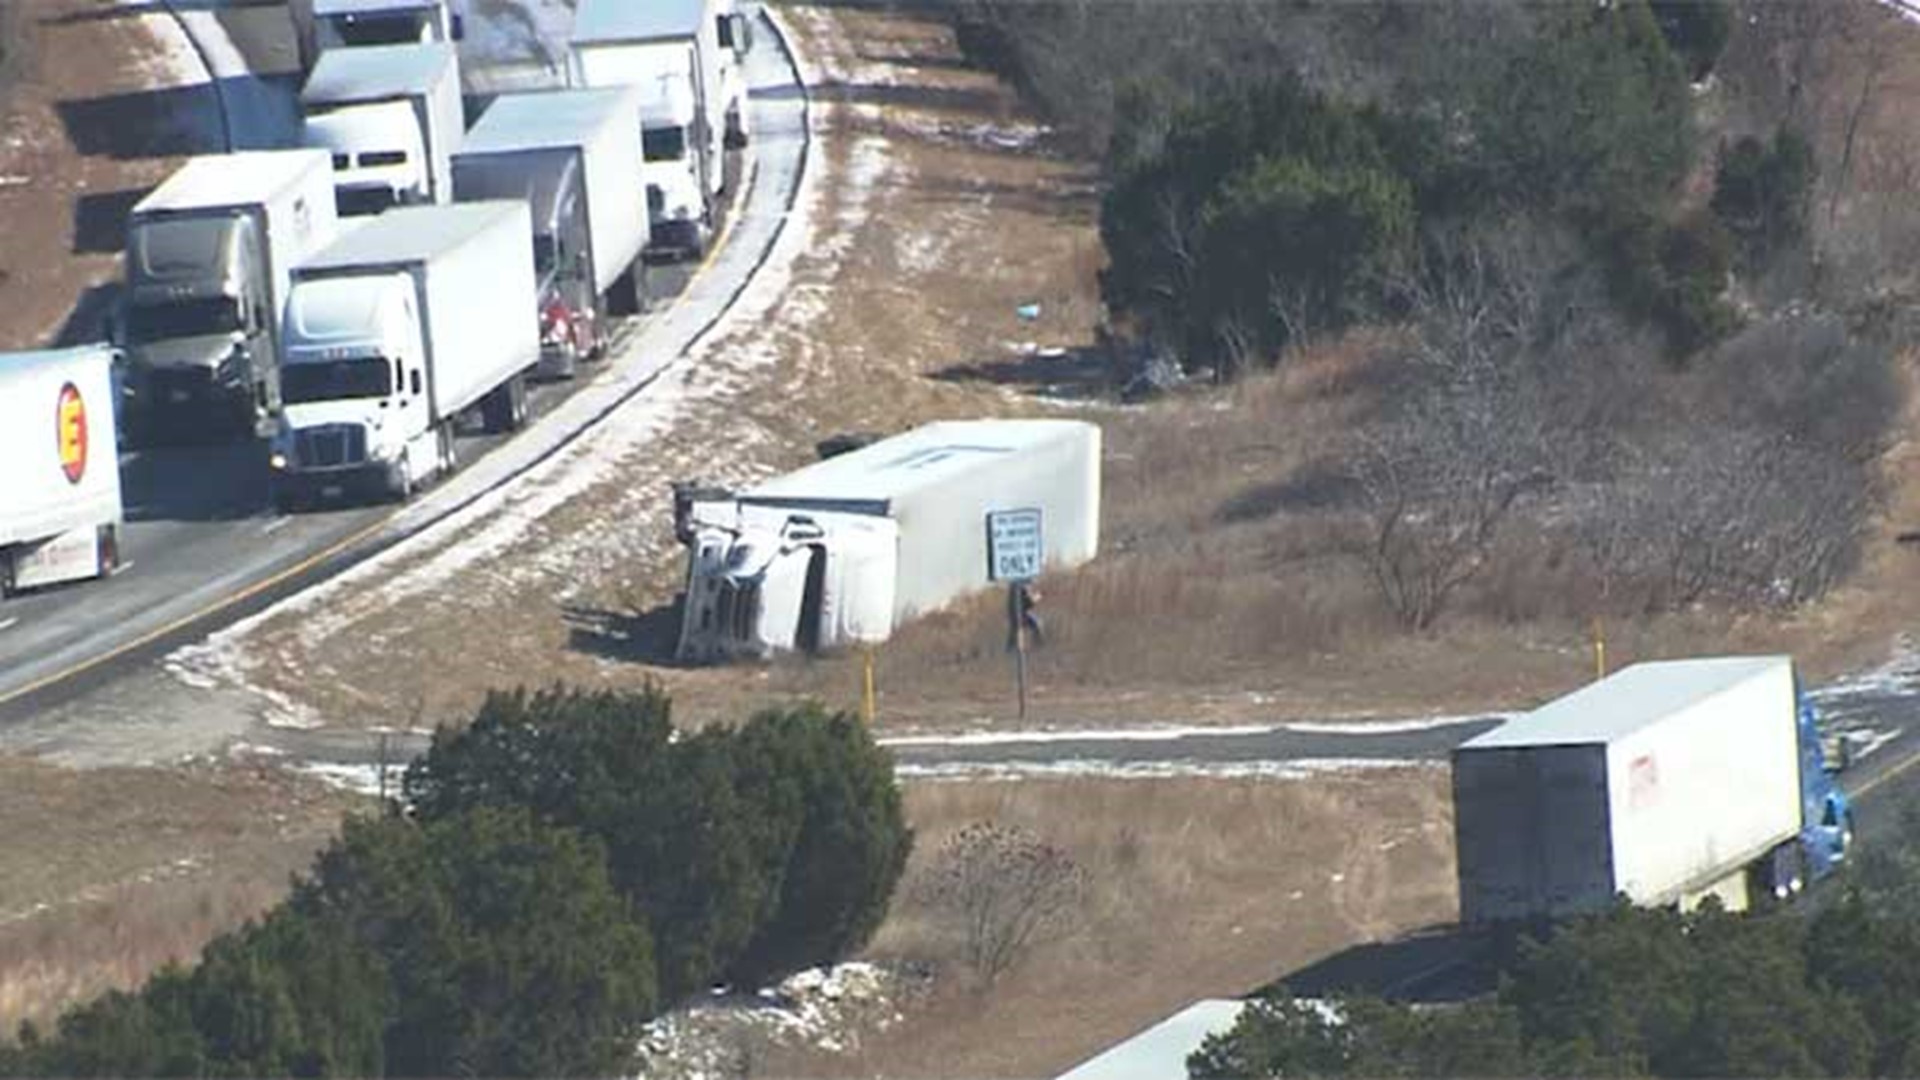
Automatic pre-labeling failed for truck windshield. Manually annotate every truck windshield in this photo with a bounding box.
[126,297,242,341]
[532,234,557,276]
[643,126,687,163]
[337,187,398,217]
[331,14,428,47]
[282,358,393,404]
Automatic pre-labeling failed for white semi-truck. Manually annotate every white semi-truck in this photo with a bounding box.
[268,201,539,507]
[452,86,651,378]
[674,419,1102,662]
[567,0,753,259]
[0,346,124,596]
[290,0,465,74]
[300,42,464,216]
[1453,656,1855,923]
[120,150,339,442]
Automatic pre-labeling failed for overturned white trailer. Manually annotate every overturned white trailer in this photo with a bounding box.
[675,419,1101,662]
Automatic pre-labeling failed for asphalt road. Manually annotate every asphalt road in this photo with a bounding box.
[0,1,789,721]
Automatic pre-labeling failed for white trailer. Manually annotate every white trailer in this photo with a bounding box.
[568,0,753,258]
[121,150,338,439]
[1452,656,1854,924]
[290,0,465,73]
[301,42,464,216]
[268,202,539,505]
[453,87,651,373]
[0,346,124,595]
[676,420,1102,662]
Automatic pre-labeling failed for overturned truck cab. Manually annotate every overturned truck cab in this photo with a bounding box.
[673,419,1102,663]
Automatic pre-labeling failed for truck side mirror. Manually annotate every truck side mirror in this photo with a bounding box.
[732,14,753,54]
[450,14,465,41]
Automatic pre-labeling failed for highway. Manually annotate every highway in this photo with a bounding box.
[0,0,806,722]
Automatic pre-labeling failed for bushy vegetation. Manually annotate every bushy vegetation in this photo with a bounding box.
[948,0,1899,630]
[0,688,911,1078]
[1192,797,1920,1078]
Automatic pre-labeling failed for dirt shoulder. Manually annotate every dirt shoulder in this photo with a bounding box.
[0,1,215,350]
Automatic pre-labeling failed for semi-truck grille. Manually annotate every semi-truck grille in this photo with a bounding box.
[296,425,367,468]
[149,368,213,399]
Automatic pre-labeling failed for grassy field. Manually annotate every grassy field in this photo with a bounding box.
[0,757,359,1032]
[765,770,1455,1078]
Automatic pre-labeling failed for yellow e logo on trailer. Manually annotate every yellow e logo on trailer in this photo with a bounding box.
[56,382,87,485]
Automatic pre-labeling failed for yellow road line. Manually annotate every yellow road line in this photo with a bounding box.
[0,516,389,710]
[1853,738,1920,798]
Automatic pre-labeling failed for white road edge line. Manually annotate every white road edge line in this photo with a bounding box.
[0,619,19,634]
[260,516,293,536]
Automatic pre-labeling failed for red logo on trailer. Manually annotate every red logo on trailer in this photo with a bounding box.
[56,382,87,485]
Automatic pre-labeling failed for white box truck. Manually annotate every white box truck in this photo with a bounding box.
[301,42,464,216]
[452,87,650,378]
[0,346,124,596]
[1452,656,1855,924]
[268,202,539,507]
[568,0,753,259]
[120,149,339,442]
[290,0,465,74]
[674,419,1101,662]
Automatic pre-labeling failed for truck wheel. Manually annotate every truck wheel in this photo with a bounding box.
[97,524,120,577]
[507,374,529,430]
[1770,844,1807,901]
[390,452,414,502]
[437,422,459,475]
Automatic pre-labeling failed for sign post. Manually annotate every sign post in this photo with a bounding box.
[987,509,1043,721]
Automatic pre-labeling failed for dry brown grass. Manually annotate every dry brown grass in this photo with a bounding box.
[0,757,357,1033]
[759,771,1455,1079]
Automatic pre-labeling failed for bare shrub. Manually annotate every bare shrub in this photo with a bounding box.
[1566,431,1871,613]
[911,822,1087,988]
[1349,223,1573,630]
[1704,313,1899,460]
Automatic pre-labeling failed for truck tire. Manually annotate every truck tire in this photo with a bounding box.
[96,524,120,578]
[608,266,642,317]
[480,385,508,433]
[389,452,414,502]
[437,422,459,476]
[507,373,529,430]
[480,377,529,434]
[1769,844,1807,901]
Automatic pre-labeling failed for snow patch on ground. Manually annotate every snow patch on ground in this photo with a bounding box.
[782,6,904,88]
[895,758,1441,783]
[293,761,399,799]
[463,0,577,69]
[1810,647,1920,702]
[878,715,1493,747]
[637,962,917,1079]
[880,723,1291,747]
[1279,714,1512,736]
[122,3,207,88]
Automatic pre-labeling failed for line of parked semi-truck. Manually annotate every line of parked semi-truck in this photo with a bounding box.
[1,0,753,593]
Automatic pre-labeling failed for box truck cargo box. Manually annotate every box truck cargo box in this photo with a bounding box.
[1453,656,1853,924]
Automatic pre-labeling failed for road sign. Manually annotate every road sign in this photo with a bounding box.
[987,508,1043,582]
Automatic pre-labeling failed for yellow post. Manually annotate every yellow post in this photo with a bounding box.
[862,646,877,725]
[1593,617,1607,681]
